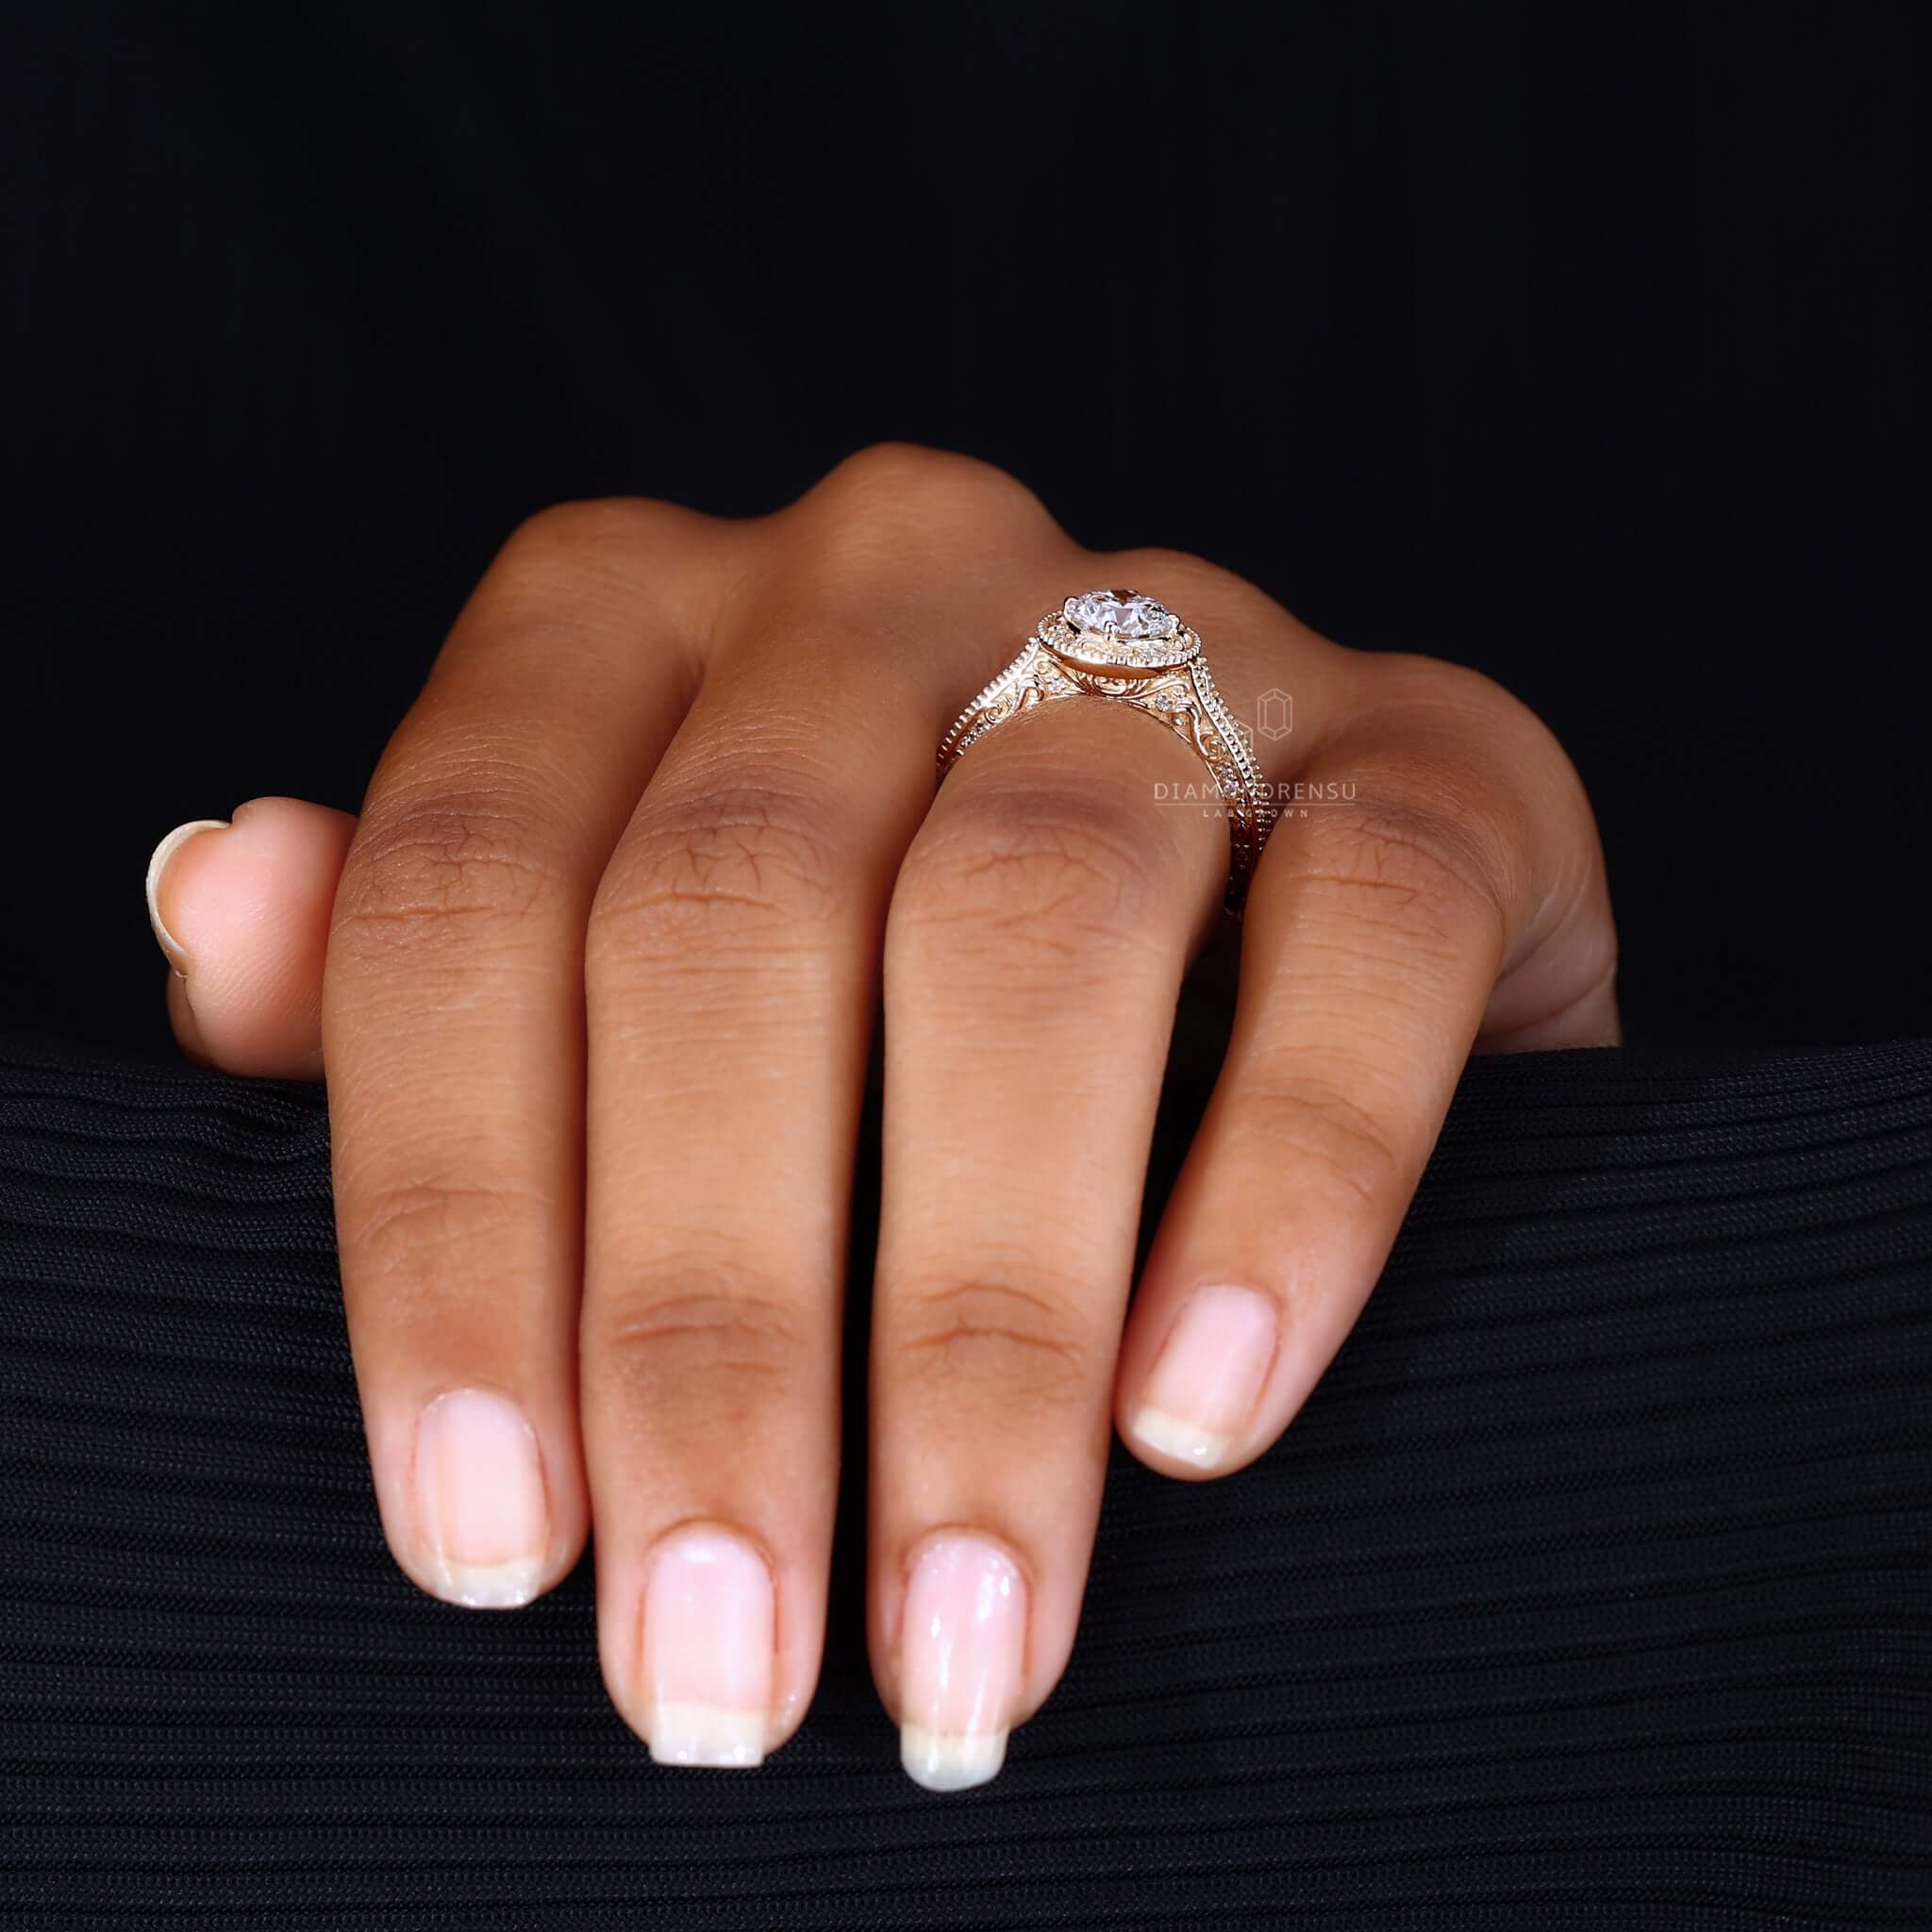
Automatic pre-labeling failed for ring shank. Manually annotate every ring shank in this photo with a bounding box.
[936,611,1275,914]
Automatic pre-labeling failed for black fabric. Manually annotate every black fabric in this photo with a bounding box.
[5,1028,1929,1926]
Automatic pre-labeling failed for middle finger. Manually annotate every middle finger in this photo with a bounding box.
[580,625,928,1766]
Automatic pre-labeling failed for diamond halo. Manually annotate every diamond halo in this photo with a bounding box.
[935,586,1274,911]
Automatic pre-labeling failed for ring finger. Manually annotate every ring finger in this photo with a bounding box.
[869,645,1231,1789]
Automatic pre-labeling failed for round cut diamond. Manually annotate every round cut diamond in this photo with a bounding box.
[1048,587,1196,671]
[1064,590,1180,640]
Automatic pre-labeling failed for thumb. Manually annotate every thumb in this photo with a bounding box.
[145,795,358,1079]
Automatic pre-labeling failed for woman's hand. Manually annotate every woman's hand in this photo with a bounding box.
[144,445,1617,1787]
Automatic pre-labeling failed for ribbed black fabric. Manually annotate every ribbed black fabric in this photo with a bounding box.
[4,1029,1930,1926]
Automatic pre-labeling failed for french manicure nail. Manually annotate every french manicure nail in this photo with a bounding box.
[412,1390,549,1607]
[1127,1283,1278,1469]
[899,1533,1026,1791]
[641,1525,774,1768]
[144,819,230,971]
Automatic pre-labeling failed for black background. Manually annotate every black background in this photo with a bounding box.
[2,2,1923,1051]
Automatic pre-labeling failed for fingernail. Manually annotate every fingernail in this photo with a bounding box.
[412,1390,549,1608]
[1127,1284,1278,1469]
[898,1533,1026,1791]
[144,819,230,971]
[641,1525,774,1768]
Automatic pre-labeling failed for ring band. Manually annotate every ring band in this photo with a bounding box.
[936,589,1275,912]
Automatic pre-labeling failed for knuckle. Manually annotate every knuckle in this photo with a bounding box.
[824,440,968,493]
[1239,1074,1407,1210]
[1373,650,1511,711]
[588,783,848,974]
[801,443,1052,562]
[483,496,719,638]
[336,791,568,957]
[1101,543,1231,605]
[892,781,1166,967]
[346,1171,547,1311]
[891,1277,1091,1410]
[497,494,685,572]
[1292,796,1509,943]
[1360,652,1580,819]
[591,1280,807,1422]
[1099,547,1304,642]
[823,440,1027,509]
[1108,541,1217,580]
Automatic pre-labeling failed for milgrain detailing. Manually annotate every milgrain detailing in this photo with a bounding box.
[936,591,1277,912]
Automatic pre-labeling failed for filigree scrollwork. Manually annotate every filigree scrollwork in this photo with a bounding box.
[937,597,1276,912]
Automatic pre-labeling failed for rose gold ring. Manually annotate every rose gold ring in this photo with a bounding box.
[936,589,1274,913]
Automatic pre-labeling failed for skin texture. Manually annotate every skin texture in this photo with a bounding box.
[145,444,1618,1780]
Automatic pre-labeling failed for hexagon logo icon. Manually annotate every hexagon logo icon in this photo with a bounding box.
[1257,689,1293,741]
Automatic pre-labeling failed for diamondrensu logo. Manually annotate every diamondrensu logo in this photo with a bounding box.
[1257,689,1293,741]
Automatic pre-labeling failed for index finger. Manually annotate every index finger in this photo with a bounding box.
[324,501,713,1607]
